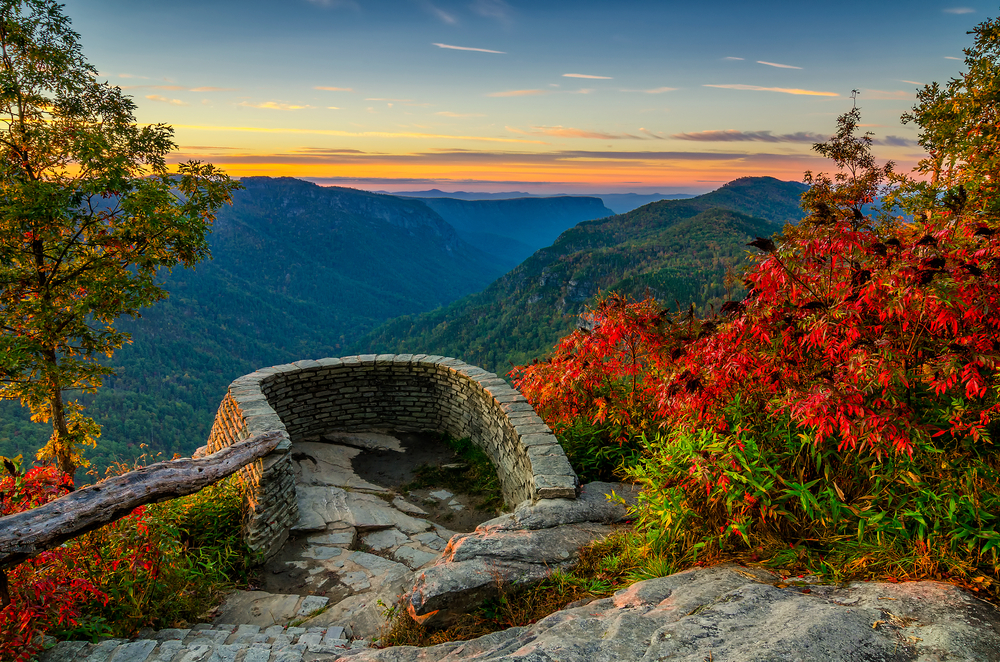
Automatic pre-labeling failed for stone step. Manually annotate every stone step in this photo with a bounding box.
[38,623,369,662]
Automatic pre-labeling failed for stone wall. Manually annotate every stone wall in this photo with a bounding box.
[206,354,579,560]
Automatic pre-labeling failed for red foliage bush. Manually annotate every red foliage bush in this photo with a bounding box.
[515,101,1000,459]
[0,464,109,662]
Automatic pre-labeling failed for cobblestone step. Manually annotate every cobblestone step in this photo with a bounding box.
[39,623,369,662]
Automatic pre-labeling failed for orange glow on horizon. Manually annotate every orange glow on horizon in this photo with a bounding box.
[168,153,829,190]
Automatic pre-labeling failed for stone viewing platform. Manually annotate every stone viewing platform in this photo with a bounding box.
[203,354,580,561]
[35,354,1000,662]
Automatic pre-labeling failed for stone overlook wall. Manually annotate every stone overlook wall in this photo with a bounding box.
[206,354,579,560]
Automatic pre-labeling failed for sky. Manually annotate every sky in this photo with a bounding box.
[62,0,986,194]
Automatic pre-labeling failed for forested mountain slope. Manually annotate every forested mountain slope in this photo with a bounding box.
[355,177,807,374]
[0,177,510,468]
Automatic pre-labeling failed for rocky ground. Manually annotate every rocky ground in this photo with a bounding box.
[36,431,1000,662]
[215,431,503,636]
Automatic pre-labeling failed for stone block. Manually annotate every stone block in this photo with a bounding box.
[529,454,575,477]
[534,474,578,499]
[519,432,559,447]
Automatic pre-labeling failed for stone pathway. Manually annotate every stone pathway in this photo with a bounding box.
[40,623,362,662]
[39,431,481,662]
[36,437,633,662]
[214,431,486,638]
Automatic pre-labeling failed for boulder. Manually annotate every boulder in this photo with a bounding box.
[399,482,635,629]
[406,522,614,627]
[477,481,638,533]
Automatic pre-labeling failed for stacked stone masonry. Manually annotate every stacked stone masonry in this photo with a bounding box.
[206,354,580,560]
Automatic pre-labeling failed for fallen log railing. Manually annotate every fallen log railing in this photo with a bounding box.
[0,430,282,570]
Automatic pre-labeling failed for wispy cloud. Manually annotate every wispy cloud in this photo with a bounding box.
[487,89,547,97]
[563,73,612,79]
[757,60,802,69]
[704,84,838,97]
[177,145,243,152]
[118,73,150,79]
[171,123,547,144]
[423,1,457,24]
[861,89,911,100]
[876,136,919,147]
[239,101,314,110]
[126,84,235,92]
[293,147,370,155]
[406,148,819,162]
[945,56,963,60]
[365,97,413,102]
[436,111,486,117]
[508,125,647,140]
[721,57,744,61]
[900,79,923,85]
[315,86,353,92]
[433,42,505,54]
[672,129,826,143]
[944,7,974,13]
[639,128,665,140]
[124,84,186,90]
[621,86,677,94]
[145,94,188,106]
[471,0,513,25]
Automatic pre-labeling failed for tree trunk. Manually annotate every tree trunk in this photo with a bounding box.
[46,356,74,478]
[0,430,284,569]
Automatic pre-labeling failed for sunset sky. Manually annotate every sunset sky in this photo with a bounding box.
[64,0,982,194]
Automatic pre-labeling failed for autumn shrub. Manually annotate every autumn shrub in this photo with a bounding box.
[0,460,108,662]
[513,17,1000,595]
[76,476,251,634]
[0,457,251,654]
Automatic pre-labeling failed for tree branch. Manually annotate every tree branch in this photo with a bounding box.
[0,431,284,569]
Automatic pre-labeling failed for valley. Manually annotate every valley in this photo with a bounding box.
[0,175,805,471]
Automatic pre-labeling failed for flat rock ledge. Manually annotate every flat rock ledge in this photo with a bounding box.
[334,564,1000,662]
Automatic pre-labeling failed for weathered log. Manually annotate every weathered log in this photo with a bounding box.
[0,430,284,569]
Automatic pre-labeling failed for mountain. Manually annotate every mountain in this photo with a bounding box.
[591,193,695,214]
[0,177,512,468]
[411,196,615,264]
[388,189,696,215]
[383,189,535,200]
[354,177,808,374]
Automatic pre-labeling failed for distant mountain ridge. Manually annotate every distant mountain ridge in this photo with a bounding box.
[355,176,808,373]
[388,188,697,215]
[412,196,614,264]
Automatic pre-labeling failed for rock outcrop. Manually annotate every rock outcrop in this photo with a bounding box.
[336,564,1000,662]
[405,481,639,628]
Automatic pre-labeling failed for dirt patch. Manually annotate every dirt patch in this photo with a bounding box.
[351,431,453,485]
[256,532,354,600]
[351,431,501,532]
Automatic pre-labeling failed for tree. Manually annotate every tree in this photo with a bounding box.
[0,0,240,478]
